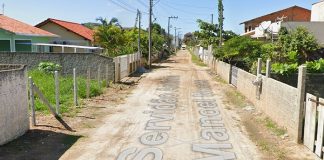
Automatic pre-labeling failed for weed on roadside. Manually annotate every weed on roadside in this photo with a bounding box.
[190,53,207,67]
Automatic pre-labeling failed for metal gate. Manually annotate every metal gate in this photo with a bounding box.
[304,93,324,158]
[230,66,238,87]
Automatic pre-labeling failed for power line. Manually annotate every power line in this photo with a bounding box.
[159,1,210,16]
[108,0,149,15]
[118,0,138,11]
[153,0,161,6]
[138,0,149,8]
[108,0,137,13]
[161,0,215,10]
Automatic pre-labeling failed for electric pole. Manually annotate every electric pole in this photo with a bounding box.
[148,0,153,69]
[174,27,181,53]
[211,14,214,24]
[218,0,224,46]
[137,10,141,55]
[167,16,178,50]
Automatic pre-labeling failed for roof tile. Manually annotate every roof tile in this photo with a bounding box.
[36,18,94,41]
[0,15,57,37]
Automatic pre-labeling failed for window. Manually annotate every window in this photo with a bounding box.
[15,40,32,52]
[0,40,11,52]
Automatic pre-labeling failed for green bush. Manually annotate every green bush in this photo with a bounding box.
[29,70,104,114]
[38,62,62,74]
[214,36,263,69]
[271,63,298,75]
[306,58,324,73]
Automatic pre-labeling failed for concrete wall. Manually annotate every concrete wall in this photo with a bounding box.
[215,60,231,83]
[236,68,300,139]
[0,52,115,81]
[214,60,301,140]
[0,65,29,145]
[311,1,324,22]
[114,52,141,81]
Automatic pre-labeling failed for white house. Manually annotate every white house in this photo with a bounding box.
[311,0,324,21]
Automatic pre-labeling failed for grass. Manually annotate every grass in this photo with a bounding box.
[29,70,105,114]
[263,117,287,137]
[190,52,207,67]
[224,87,247,108]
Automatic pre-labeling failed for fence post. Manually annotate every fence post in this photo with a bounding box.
[73,68,78,106]
[266,59,271,78]
[86,68,90,99]
[296,65,307,143]
[54,71,60,114]
[257,58,262,75]
[29,77,36,126]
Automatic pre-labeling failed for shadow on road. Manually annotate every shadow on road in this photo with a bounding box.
[0,129,82,160]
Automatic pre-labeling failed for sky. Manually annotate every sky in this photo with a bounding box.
[0,0,319,36]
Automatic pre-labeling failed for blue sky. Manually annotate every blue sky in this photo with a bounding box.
[0,0,319,35]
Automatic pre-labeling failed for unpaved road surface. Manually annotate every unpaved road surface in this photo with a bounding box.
[60,50,262,160]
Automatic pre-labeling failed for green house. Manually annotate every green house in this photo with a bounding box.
[0,14,57,52]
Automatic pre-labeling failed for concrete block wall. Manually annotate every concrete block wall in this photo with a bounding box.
[213,60,301,140]
[236,69,300,139]
[0,52,115,82]
[0,65,29,145]
[215,60,231,83]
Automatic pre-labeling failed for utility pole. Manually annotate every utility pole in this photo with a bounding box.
[211,14,214,24]
[174,27,181,53]
[218,0,224,46]
[137,9,141,54]
[178,32,182,48]
[148,0,153,69]
[167,16,178,50]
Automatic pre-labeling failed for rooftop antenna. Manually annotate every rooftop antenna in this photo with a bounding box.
[2,3,4,15]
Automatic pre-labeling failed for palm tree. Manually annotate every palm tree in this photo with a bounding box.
[96,17,108,26]
[96,17,122,28]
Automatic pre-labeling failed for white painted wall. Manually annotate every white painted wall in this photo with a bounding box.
[311,1,324,21]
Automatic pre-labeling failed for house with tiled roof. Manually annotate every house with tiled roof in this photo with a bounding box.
[0,14,57,52]
[36,18,94,47]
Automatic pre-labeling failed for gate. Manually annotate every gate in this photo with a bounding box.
[230,66,238,87]
[304,93,324,158]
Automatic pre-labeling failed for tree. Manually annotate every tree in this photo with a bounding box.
[277,26,320,63]
[195,19,219,48]
[194,19,237,48]
[94,25,127,57]
[96,17,122,28]
[183,32,197,47]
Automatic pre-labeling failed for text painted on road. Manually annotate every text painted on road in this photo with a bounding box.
[117,76,180,160]
[192,80,236,160]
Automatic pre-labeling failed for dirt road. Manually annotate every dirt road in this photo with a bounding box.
[60,50,262,160]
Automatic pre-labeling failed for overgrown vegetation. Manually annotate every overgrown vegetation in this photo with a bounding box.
[38,62,62,74]
[93,17,170,61]
[211,26,323,75]
[190,52,207,67]
[29,68,104,114]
